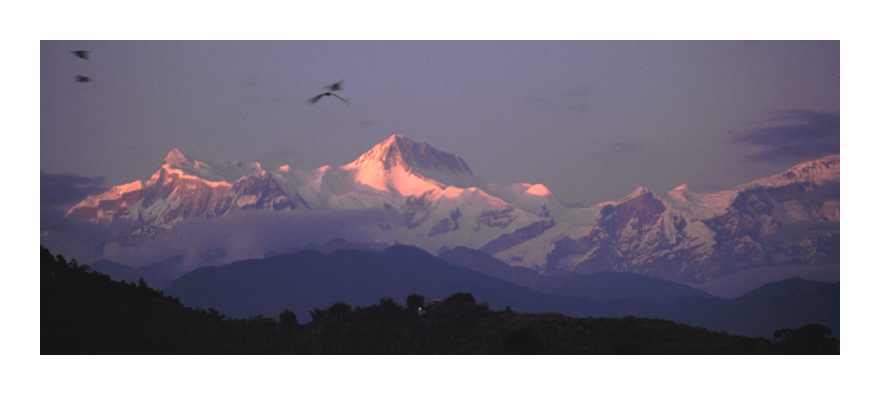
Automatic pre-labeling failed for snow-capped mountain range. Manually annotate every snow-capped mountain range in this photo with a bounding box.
[65,135,840,283]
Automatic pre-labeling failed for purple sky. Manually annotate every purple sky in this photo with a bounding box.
[41,41,839,207]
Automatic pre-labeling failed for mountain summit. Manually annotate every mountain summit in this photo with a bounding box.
[163,148,190,167]
[67,148,304,228]
[343,135,483,193]
[350,135,473,176]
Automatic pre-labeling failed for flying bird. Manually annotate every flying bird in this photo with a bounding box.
[76,75,91,83]
[309,92,349,105]
[72,50,89,60]
[309,80,349,105]
[324,80,344,91]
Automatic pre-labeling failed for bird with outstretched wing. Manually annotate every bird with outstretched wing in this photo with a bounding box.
[309,80,349,105]
[309,92,349,105]
[324,80,344,91]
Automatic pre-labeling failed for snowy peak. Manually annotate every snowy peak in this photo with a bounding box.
[396,136,474,176]
[486,182,566,218]
[65,180,145,222]
[745,155,840,190]
[66,148,282,227]
[619,186,655,203]
[348,135,473,176]
[163,148,190,167]
[341,135,484,194]
[776,154,839,183]
[156,148,265,184]
[525,183,552,196]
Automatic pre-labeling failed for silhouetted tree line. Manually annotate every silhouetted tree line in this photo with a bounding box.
[774,324,840,354]
[41,246,838,354]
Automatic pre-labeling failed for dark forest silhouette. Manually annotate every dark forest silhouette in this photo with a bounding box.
[41,246,837,354]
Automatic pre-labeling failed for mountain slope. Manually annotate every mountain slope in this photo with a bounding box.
[66,149,308,229]
[506,155,840,283]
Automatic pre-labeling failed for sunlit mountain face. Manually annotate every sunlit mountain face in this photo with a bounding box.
[51,135,839,290]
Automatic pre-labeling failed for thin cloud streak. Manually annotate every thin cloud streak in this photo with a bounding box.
[265,149,296,158]
[609,141,649,154]
[527,85,594,113]
[732,110,839,163]
[40,172,107,207]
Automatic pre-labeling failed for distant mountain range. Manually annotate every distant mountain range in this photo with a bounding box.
[438,246,715,304]
[63,135,839,285]
[164,244,839,340]
[91,256,187,290]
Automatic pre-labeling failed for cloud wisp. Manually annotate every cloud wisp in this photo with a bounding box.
[63,208,402,271]
[527,85,595,113]
[40,172,107,208]
[733,110,839,163]
[609,141,650,154]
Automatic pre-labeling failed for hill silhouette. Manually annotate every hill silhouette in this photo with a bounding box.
[91,256,185,290]
[665,277,840,339]
[167,244,621,321]
[165,244,838,340]
[44,246,838,354]
[439,246,715,303]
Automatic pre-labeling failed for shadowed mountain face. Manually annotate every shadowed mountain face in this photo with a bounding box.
[165,245,838,340]
[545,193,683,278]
